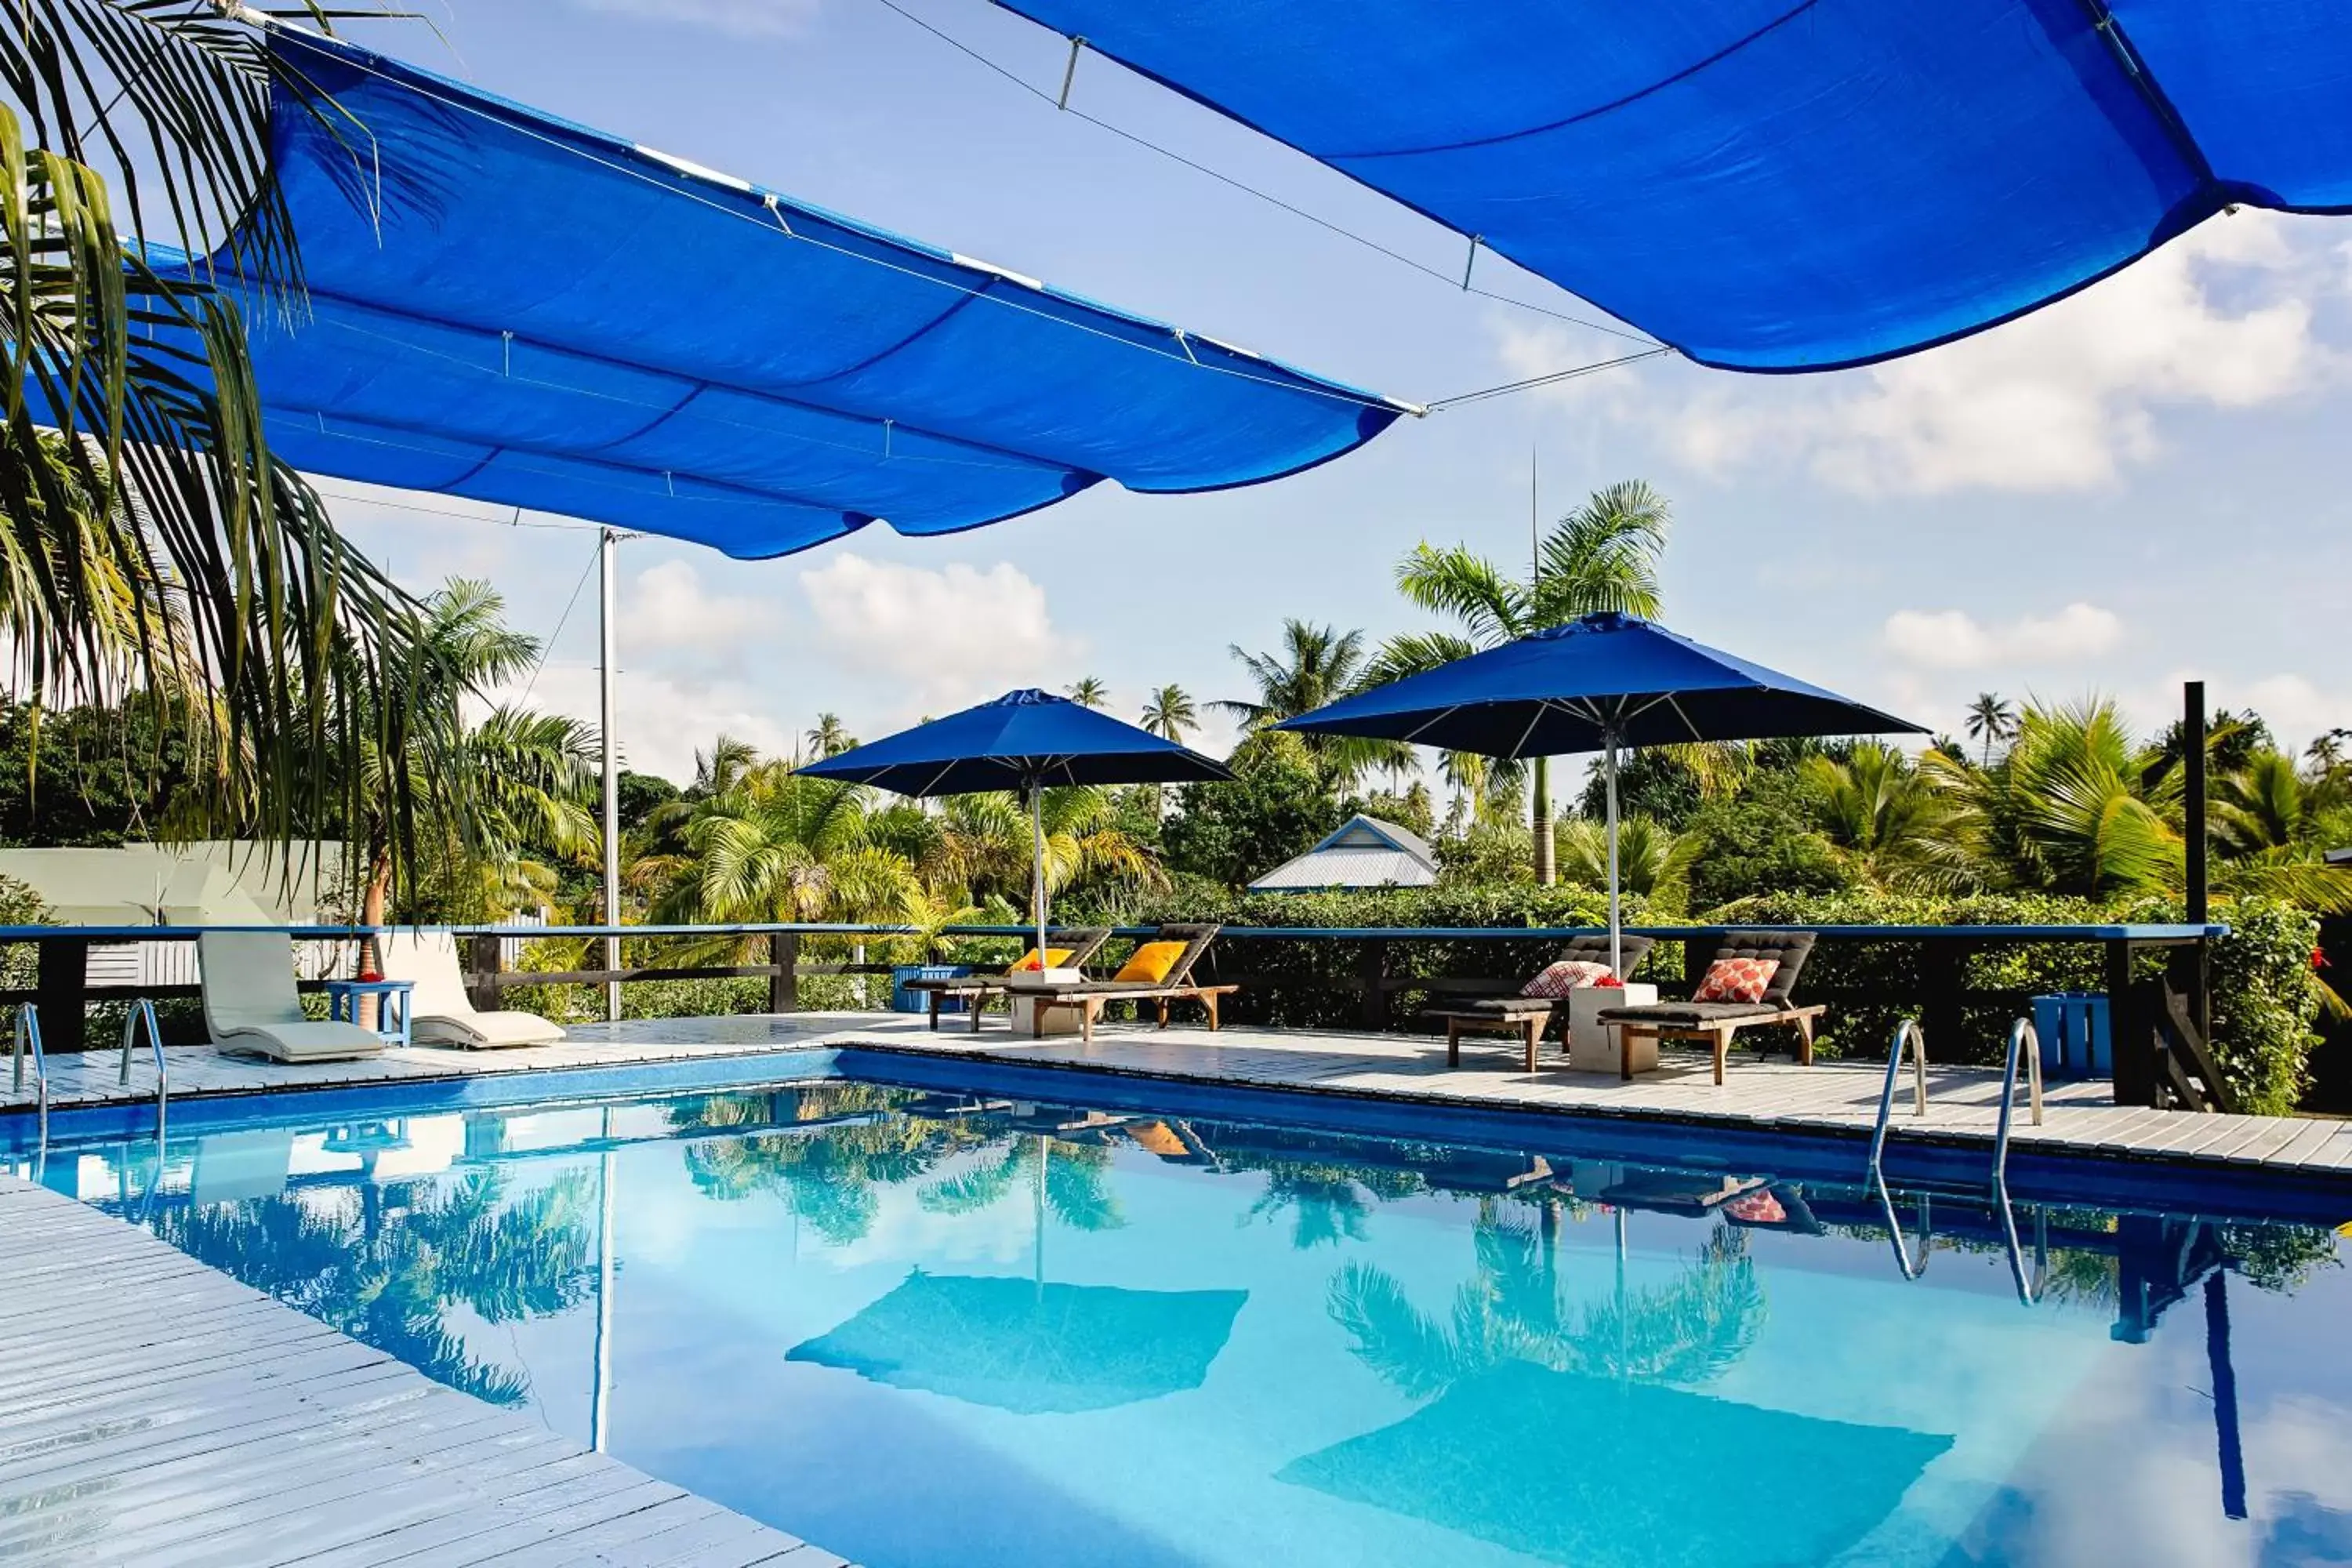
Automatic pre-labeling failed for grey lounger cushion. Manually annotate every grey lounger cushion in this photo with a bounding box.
[200,931,384,1064]
[380,931,564,1050]
[1596,1000,1785,1026]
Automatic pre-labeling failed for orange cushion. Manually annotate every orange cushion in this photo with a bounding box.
[1693,956,1780,1004]
[1114,941,1188,984]
[1010,948,1074,974]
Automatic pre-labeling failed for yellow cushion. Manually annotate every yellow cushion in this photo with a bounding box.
[1009,948,1074,974]
[1114,941,1187,985]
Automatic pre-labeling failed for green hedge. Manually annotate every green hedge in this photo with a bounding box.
[1110,886,2325,1115]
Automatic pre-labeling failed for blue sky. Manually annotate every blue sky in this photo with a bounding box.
[325,0,2352,787]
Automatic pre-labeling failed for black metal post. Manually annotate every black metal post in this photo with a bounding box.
[35,935,88,1053]
[2108,938,2158,1107]
[771,932,800,1014]
[1358,938,1388,1031]
[2205,1271,2248,1520]
[2185,681,2209,927]
[466,933,504,1013]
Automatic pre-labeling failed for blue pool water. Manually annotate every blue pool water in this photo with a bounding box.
[25,1064,2352,1567]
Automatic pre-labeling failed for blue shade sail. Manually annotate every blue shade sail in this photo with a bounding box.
[989,1,2352,372]
[1277,612,1923,756]
[795,688,1232,794]
[167,28,1408,557]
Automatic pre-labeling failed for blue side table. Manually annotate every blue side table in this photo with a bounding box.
[328,978,416,1047]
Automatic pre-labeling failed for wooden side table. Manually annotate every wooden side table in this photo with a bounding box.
[327,978,415,1047]
[1430,1009,1549,1073]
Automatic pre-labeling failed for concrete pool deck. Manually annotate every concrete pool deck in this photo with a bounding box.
[6,1010,2350,1181]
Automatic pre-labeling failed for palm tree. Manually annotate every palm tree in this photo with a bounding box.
[806,714,854,759]
[1378,479,1671,881]
[1139,684,1198,745]
[1220,619,1409,787]
[1555,814,1691,906]
[352,581,594,933]
[4,8,434,855]
[1065,677,1109,710]
[1928,699,2179,899]
[1798,742,1969,892]
[1965,694,2018,766]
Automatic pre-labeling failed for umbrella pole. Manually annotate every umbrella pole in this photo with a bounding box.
[1030,781,1048,960]
[1603,734,1622,977]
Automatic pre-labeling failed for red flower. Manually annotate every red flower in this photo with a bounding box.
[1595,975,1624,989]
[2315,948,2332,971]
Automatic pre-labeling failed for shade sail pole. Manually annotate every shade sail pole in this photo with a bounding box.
[1031,779,1048,960]
[1603,731,1622,978]
[599,528,621,1023]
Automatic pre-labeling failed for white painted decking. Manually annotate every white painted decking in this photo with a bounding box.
[0,1179,837,1568]
[6,1010,2348,1178]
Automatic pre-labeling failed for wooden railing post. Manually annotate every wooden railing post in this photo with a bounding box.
[466,932,504,1013]
[1922,938,1965,1055]
[770,931,800,1014]
[1359,938,1388,1031]
[37,935,89,1052]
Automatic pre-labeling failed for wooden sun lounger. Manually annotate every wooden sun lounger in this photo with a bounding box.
[1424,934,1659,1073]
[1595,931,1824,1085]
[901,927,1112,1031]
[1018,924,1235,1043]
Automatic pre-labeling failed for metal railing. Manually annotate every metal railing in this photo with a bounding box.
[11,1004,47,1158]
[1867,1018,1931,1191]
[119,997,167,1142]
[1993,1017,2049,1304]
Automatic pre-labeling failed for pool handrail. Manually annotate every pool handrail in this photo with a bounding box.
[11,1003,46,1155]
[119,996,167,1142]
[1866,1018,1930,1191]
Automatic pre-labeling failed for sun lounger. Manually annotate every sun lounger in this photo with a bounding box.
[901,927,1114,1032]
[378,930,565,1049]
[1427,934,1661,1068]
[1020,924,1238,1042]
[1595,931,1824,1084]
[199,931,385,1064]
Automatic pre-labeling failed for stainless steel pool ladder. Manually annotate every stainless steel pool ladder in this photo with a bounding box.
[12,1003,49,1163]
[120,997,167,1141]
[1867,1017,2046,1294]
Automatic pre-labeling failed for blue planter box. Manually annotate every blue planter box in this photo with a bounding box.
[891,964,972,1014]
[2032,992,2112,1079]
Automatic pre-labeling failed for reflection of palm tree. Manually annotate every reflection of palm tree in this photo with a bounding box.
[1328,1214,1763,1399]
[1242,1161,1425,1250]
[920,1135,1127,1235]
[674,1084,982,1245]
[151,1171,596,1406]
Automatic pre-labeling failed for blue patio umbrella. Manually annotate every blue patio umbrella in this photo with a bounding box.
[1279,613,1923,971]
[798,689,1231,956]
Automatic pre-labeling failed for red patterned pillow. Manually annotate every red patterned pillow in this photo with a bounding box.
[1520,960,1613,998]
[1693,956,1780,1004]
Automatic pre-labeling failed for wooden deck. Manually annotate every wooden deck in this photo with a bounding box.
[5,1009,2351,1179]
[0,1179,837,1567]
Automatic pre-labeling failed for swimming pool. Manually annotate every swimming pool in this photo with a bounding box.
[23,1059,2352,1567]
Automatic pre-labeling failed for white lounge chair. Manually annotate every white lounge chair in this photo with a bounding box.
[198,931,384,1064]
[378,930,564,1050]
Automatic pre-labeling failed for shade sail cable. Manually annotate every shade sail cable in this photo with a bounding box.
[862,0,1661,348]
[1425,347,1674,411]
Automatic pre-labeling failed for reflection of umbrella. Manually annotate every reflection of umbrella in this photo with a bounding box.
[786,1270,1246,1414]
[1279,1363,1949,1568]
[798,688,1230,956]
[1282,612,1922,971]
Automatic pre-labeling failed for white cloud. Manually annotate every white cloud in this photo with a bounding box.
[797,552,1076,711]
[511,660,797,786]
[1883,601,2124,670]
[564,0,818,38]
[1501,210,2340,496]
[626,560,766,659]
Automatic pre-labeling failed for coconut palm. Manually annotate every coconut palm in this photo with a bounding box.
[1555,814,1691,905]
[1065,677,1109,710]
[348,581,594,931]
[1928,699,2180,899]
[1965,693,2018,767]
[805,713,855,760]
[1377,479,1671,881]
[1220,619,1410,787]
[3,8,434,855]
[1140,684,1199,746]
[1798,742,1970,892]
[930,786,1162,909]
